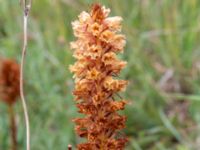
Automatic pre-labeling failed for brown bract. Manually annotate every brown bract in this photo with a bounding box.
[0,59,20,105]
[70,3,128,150]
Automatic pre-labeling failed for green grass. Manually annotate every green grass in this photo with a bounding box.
[0,0,200,149]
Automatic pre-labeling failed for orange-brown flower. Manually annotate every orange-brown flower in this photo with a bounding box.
[0,59,20,105]
[70,4,128,150]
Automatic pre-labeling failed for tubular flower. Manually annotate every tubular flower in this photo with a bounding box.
[70,4,128,150]
[0,59,20,105]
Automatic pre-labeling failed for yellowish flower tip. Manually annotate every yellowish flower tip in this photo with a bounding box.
[70,3,128,150]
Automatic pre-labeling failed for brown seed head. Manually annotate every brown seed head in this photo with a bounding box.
[0,59,20,105]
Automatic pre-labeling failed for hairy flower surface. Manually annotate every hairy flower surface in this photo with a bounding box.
[0,59,20,105]
[70,4,128,150]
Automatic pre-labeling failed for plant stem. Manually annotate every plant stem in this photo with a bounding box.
[8,104,17,150]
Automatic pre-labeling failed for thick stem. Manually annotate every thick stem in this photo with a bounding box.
[68,145,72,150]
[8,104,17,150]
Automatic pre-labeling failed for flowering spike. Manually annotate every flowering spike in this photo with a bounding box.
[70,4,128,150]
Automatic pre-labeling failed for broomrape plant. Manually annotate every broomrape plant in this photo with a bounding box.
[70,4,128,150]
[0,59,20,150]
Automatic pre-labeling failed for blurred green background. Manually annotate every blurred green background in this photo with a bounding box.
[0,0,200,149]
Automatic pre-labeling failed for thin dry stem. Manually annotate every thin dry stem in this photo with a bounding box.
[20,0,32,150]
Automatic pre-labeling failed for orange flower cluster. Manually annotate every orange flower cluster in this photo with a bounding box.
[70,4,128,150]
[0,59,20,105]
